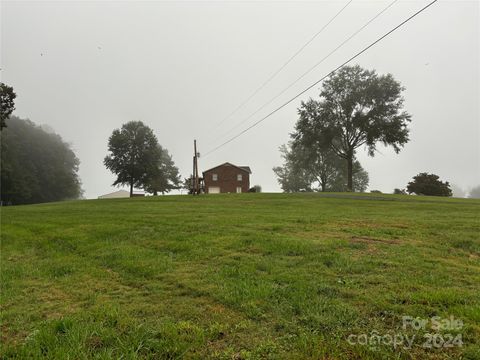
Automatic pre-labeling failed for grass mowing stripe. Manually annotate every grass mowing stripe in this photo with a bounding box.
[1,193,479,359]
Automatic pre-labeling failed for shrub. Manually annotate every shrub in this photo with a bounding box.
[406,173,452,197]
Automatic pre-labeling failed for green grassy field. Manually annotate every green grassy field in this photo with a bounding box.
[1,193,479,359]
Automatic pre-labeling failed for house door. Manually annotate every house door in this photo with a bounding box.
[236,187,242,193]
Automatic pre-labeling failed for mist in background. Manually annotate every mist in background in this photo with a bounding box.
[2,0,478,198]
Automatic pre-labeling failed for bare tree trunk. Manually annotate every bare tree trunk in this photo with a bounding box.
[320,179,326,192]
[347,155,353,192]
[130,154,135,197]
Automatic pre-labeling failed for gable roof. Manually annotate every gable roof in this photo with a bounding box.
[98,190,130,199]
[203,162,251,174]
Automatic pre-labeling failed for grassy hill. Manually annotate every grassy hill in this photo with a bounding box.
[1,193,479,359]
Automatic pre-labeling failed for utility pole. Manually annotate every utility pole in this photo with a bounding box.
[192,153,196,195]
[193,140,200,195]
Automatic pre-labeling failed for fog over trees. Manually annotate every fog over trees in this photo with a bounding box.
[450,184,466,198]
[468,185,480,199]
[0,83,16,130]
[1,116,83,205]
[2,2,477,197]
[273,142,369,193]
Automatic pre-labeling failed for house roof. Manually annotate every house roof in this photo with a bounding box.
[98,190,130,199]
[203,162,252,174]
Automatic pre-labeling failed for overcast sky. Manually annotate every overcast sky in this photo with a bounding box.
[2,0,479,198]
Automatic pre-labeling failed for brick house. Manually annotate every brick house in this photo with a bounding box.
[203,162,251,194]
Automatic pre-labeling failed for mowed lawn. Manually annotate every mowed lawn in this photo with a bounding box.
[1,193,479,359]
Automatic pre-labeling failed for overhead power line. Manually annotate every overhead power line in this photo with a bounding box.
[208,0,398,146]
[211,0,353,129]
[203,0,438,158]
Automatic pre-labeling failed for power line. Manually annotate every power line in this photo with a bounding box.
[211,0,353,129]
[203,0,438,158]
[207,0,398,146]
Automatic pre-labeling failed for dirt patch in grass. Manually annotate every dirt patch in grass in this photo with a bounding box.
[0,324,29,348]
[348,220,410,229]
[350,236,401,245]
[2,193,479,359]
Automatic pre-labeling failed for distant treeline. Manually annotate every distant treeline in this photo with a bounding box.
[1,116,82,205]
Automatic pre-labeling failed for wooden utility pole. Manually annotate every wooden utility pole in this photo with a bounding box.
[192,154,196,194]
[193,140,200,195]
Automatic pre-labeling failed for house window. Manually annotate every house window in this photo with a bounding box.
[237,174,242,181]
[212,174,218,181]
[236,187,242,193]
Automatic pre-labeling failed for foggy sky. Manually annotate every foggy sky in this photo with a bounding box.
[2,0,479,198]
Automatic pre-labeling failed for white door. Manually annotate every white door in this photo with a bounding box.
[209,187,220,194]
[236,187,242,193]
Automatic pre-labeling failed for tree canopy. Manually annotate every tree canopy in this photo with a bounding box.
[292,65,411,191]
[0,82,16,130]
[273,144,314,193]
[104,121,180,196]
[143,145,181,195]
[406,173,452,197]
[273,142,369,193]
[1,116,82,205]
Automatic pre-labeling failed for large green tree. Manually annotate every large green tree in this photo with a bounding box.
[293,65,411,191]
[1,116,82,204]
[0,83,16,130]
[273,142,369,193]
[143,145,181,195]
[330,160,369,193]
[104,121,163,196]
